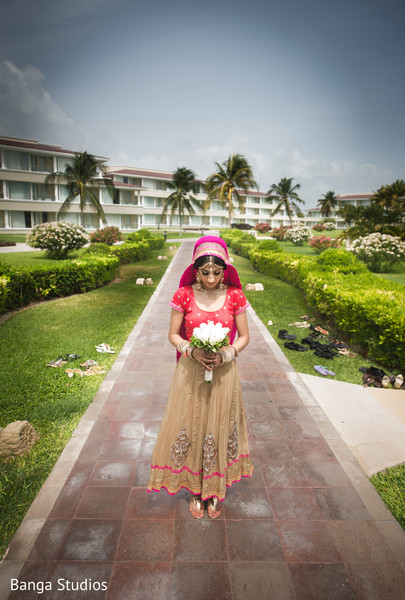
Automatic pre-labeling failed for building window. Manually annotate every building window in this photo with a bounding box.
[32,184,55,201]
[30,154,53,172]
[0,210,5,228]
[0,180,3,199]
[121,214,138,229]
[155,181,167,191]
[83,213,99,228]
[4,151,29,171]
[144,197,155,208]
[8,181,31,200]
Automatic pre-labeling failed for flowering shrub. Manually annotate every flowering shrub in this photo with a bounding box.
[27,221,89,260]
[312,224,326,232]
[270,226,291,241]
[323,222,336,230]
[347,233,405,272]
[309,236,341,253]
[90,226,123,246]
[254,222,271,233]
[285,225,312,246]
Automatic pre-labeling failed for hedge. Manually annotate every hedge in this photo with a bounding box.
[249,248,405,369]
[0,256,120,310]
[0,236,166,312]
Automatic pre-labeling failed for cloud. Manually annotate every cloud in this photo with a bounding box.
[0,61,394,207]
[0,60,89,150]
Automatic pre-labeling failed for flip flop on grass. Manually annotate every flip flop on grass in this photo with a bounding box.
[314,365,335,377]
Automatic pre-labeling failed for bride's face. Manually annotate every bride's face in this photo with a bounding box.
[198,266,224,289]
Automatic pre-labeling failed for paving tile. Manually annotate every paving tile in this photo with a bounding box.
[327,521,398,563]
[314,488,371,520]
[106,421,145,439]
[115,519,174,561]
[57,519,121,561]
[227,520,284,561]
[75,486,130,519]
[49,463,93,518]
[28,519,70,561]
[98,438,142,461]
[124,487,176,520]
[88,460,136,487]
[288,562,358,600]
[261,457,310,488]
[346,561,405,600]
[169,562,231,600]
[278,520,341,563]
[290,438,338,462]
[172,520,227,561]
[132,458,153,487]
[230,562,296,600]
[224,487,274,520]
[106,561,171,600]
[113,402,150,422]
[254,438,297,463]
[300,459,353,488]
[269,488,324,521]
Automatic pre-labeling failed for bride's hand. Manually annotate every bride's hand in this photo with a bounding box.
[192,348,221,369]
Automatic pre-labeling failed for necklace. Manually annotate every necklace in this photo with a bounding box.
[196,283,224,298]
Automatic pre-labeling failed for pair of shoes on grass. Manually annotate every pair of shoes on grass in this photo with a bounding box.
[314,365,335,377]
[96,343,115,354]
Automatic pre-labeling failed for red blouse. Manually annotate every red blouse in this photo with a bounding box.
[170,285,249,341]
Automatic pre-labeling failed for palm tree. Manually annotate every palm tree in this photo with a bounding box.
[161,167,203,235]
[267,177,304,224]
[45,151,115,227]
[317,190,339,218]
[372,180,405,212]
[205,154,258,228]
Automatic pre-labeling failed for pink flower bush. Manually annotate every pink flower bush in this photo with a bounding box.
[309,236,341,253]
[90,226,124,246]
[254,222,271,234]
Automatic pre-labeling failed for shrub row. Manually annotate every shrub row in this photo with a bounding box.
[249,247,405,368]
[0,255,120,310]
[0,234,165,312]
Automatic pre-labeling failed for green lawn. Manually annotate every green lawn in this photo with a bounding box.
[0,246,176,558]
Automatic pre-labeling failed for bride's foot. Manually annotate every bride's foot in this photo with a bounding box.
[189,495,204,519]
[207,497,223,519]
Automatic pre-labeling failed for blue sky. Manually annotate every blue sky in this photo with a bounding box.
[0,0,404,205]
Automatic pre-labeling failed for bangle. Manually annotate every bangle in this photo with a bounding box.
[219,346,236,364]
[177,340,196,359]
[230,345,239,357]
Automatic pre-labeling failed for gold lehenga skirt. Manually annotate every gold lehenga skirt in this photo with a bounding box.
[147,356,253,501]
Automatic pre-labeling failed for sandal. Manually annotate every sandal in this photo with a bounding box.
[96,343,116,354]
[207,497,223,519]
[394,374,404,389]
[189,496,204,519]
[46,357,66,368]
[314,365,335,377]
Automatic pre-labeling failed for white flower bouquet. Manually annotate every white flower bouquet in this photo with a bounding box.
[190,321,230,383]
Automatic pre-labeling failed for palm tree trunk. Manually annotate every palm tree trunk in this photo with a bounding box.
[228,189,232,228]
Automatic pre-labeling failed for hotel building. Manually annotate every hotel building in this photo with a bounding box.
[0,136,296,233]
[0,135,371,233]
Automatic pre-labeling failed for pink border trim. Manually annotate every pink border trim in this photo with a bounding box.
[149,454,251,480]
[147,470,254,502]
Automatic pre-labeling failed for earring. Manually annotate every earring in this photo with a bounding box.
[219,273,224,291]
[196,272,201,283]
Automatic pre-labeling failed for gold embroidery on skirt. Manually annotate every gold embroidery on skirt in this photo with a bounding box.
[170,429,191,467]
[227,424,239,463]
[203,431,218,474]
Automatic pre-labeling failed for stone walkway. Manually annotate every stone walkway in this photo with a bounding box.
[2,241,405,599]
